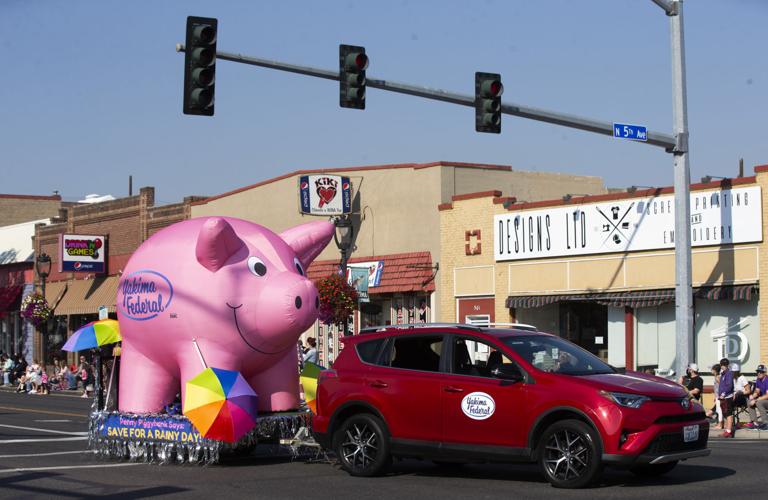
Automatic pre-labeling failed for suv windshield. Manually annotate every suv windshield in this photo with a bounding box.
[501,335,614,376]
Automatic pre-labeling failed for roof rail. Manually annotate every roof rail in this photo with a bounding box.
[359,323,482,334]
[485,322,538,331]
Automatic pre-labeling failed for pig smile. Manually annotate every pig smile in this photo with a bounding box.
[227,303,291,355]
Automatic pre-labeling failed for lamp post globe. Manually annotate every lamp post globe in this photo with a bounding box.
[35,253,52,299]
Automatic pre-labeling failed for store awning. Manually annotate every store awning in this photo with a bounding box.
[53,277,119,316]
[45,281,68,311]
[506,284,758,309]
[307,252,436,294]
[0,285,22,315]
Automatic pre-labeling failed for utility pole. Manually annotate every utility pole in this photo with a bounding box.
[653,0,692,379]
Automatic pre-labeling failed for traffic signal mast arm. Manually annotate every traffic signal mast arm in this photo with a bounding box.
[175,44,676,150]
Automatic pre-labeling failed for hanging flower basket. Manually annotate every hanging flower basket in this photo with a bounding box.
[315,273,358,327]
[20,292,52,327]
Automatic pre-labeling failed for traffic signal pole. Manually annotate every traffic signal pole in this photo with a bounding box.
[175,44,676,150]
[178,0,692,373]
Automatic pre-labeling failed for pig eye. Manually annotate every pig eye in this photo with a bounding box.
[294,257,305,276]
[247,256,267,277]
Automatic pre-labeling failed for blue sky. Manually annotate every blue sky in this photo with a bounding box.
[1,0,765,204]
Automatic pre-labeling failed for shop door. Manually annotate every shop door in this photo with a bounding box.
[559,302,608,360]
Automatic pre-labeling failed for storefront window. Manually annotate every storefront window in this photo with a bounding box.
[695,299,759,373]
[44,316,69,366]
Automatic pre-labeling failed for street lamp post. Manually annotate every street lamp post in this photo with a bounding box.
[36,253,51,300]
[333,216,354,336]
[35,253,52,362]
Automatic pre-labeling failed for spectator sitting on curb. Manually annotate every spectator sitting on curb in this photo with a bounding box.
[25,360,42,394]
[678,363,703,403]
[718,358,736,438]
[745,364,768,430]
[11,354,26,387]
[732,363,751,412]
[67,363,78,390]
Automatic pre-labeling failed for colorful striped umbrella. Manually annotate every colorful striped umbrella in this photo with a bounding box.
[300,362,326,414]
[183,367,258,443]
[62,319,121,352]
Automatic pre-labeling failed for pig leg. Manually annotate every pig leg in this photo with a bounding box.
[247,350,300,412]
[118,343,178,413]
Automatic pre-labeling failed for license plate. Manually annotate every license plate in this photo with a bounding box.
[683,424,699,442]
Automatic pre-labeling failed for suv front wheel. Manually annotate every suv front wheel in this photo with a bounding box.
[537,419,603,488]
[333,413,392,477]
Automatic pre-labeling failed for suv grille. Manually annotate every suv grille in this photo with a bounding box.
[654,412,706,425]
[643,430,708,455]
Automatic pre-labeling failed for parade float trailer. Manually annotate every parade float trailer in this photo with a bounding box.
[76,216,335,464]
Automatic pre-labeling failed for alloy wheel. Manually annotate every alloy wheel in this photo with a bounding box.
[543,429,591,481]
[340,422,379,470]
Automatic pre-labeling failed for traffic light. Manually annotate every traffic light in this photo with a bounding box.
[339,44,368,109]
[183,16,218,116]
[475,72,504,133]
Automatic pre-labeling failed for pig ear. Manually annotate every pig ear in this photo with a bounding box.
[279,220,335,268]
[196,218,245,272]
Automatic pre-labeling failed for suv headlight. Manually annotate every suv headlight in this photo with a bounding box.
[600,390,649,409]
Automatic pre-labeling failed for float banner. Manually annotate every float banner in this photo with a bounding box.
[59,234,106,273]
[299,175,352,215]
[494,186,763,262]
[100,414,203,443]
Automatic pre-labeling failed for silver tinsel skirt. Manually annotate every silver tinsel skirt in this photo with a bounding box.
[88,409,313,465]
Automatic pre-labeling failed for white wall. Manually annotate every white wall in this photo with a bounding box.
[607,307,625,368]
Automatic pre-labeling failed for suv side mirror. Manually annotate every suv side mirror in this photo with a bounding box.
[492,364,525,383]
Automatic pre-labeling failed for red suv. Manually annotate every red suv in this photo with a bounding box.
[312,324,710,488]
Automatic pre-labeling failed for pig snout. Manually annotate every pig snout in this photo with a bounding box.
[235,274,318,353]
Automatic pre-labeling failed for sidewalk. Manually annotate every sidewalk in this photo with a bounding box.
[0,383,93,399]
[709,425,768,440]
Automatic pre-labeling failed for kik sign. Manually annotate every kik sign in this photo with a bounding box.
[494,186,762,262]
[299,175,352,215]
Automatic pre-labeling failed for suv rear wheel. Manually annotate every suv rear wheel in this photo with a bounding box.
[538,419,603,488]
[333,414,391,477]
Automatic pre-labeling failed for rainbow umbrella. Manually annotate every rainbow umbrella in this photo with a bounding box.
[183,367,258,443]
[62,319,121,352]
[300,362,326,414]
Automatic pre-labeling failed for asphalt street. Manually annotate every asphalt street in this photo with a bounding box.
[0,389,765,499]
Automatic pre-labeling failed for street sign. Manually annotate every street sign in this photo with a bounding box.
[613,123,648,141]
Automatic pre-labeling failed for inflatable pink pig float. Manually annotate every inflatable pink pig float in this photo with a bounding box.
[116,216,334,414]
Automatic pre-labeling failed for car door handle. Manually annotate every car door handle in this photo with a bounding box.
[370,380,388,388]
[444,386,464,393]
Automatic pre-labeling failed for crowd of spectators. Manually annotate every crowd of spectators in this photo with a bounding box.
[681,358,768,437]
[0,352,95,397]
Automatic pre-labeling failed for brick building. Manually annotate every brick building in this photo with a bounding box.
[0,193,67,360]
[32,187,204,363]
[0,193,64,226]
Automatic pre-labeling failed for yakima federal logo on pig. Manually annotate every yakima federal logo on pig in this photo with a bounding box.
[119,270,174,321]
